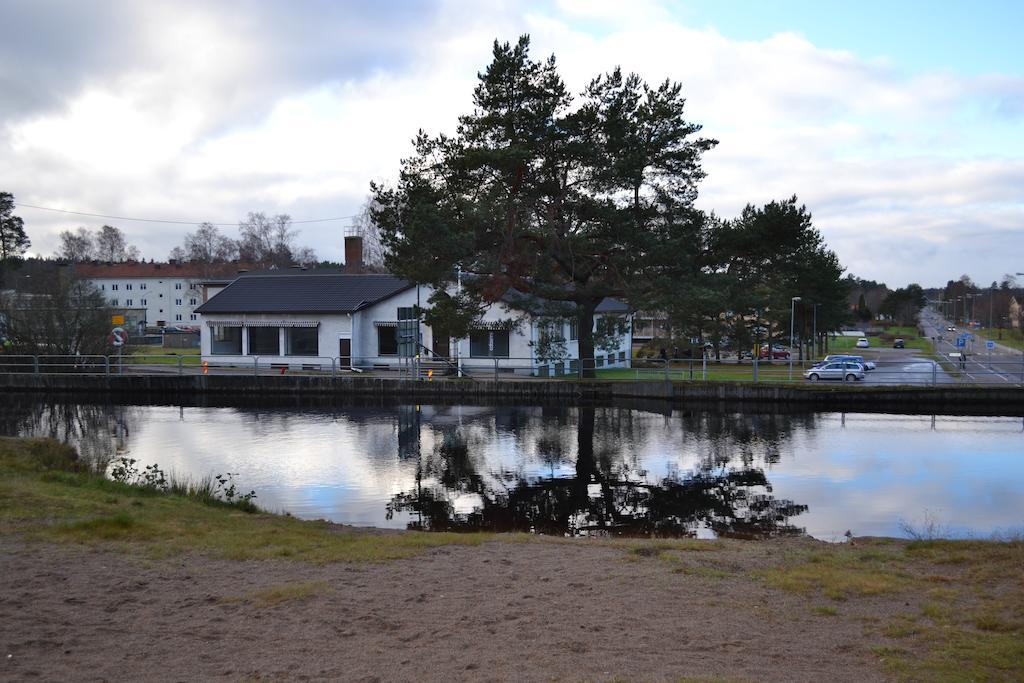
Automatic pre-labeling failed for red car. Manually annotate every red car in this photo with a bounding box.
[756,345,791,360]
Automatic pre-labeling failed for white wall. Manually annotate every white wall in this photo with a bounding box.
[200,312,351,367]
[89,276,201,326]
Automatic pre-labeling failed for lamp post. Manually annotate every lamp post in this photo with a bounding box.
[789,296,801,380]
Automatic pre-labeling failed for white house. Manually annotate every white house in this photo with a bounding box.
[195,270,632,376]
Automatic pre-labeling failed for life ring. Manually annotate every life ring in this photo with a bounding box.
[109,327,128,347]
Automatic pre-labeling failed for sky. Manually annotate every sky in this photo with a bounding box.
[1,0,1022,288]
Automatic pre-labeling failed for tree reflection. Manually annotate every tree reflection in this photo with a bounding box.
[0,398,136,472]
[388,406,807,539]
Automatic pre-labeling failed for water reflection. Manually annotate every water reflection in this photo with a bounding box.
[388,407,807,538]
[1,396,1021,540]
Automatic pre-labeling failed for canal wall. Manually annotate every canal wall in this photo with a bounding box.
[2,373,1022,410]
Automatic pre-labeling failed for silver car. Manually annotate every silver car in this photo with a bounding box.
[804,361,865,382]
[819,354,876,370]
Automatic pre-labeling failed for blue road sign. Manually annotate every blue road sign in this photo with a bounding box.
[986,340,996,350]
[955,338,966,348]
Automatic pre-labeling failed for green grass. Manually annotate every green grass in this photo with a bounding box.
[0,436,492,563]
[127,345,201,367]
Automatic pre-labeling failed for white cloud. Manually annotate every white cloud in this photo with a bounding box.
[0,0,1021,284]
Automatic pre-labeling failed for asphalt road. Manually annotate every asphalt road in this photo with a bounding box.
[919,309,1024,385]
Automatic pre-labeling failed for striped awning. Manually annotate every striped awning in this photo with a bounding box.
[472,322,513,331]
[206,320,319,328]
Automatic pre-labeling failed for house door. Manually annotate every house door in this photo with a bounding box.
[431,333,450,359]
[338,338,351,369]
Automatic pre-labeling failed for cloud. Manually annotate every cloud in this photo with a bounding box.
[0,0,1021,285]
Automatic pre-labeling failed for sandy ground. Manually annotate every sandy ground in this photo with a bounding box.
[0,536,898,682]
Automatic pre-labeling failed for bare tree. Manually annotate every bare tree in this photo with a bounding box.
[169,246,187,261]
[237,212,315,268]
[0,275,112,355]
[352,196,387,269]
[185,222,238,262]
[91,225,140,262]
[56,227,95,262]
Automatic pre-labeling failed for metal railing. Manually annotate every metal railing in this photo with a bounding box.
[1,353,1022,386]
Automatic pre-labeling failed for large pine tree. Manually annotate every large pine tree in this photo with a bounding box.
[372,36,716,372]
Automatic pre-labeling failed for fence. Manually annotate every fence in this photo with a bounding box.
[0,353,1022,386]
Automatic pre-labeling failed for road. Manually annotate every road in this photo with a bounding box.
[919,309,1024,385]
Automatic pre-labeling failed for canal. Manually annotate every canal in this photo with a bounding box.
[2,396,1021,541]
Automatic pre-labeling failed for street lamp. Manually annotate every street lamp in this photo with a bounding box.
[789,296,801,380]
[811,303,822,359]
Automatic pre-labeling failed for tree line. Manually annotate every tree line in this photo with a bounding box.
[52,213,320,269]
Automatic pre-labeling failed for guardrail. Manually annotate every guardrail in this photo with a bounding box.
[0,353,1022,386]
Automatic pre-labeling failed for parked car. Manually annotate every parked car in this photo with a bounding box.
[855,338,870,348]
[947,326,956,332]
[893,338,905,349]
[804,362,865,382]
[757,344,791,360]
[815,354,875,370]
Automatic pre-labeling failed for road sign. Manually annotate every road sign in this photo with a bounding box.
[111,315,125,325]
[986,340,996,350]
[955,338,966,348]
[109,327,127,347]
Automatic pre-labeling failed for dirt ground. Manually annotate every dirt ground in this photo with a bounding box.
[0,535,916,683]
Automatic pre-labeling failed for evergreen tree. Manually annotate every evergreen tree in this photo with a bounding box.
[372,36,716,373]
[0,192,30,287]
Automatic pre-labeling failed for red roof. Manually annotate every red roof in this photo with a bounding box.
[73,262,258,279]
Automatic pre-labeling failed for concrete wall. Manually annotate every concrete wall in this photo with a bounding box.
[3,373,1022,411]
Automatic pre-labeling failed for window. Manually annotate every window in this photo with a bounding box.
[111,284,119,291]
[159,294,163,298]
[112,299,119,306]
[469,329,510,357]
[175,314,182,321]
[140,283,146,290]
[286,327,318,356]
[189,314,197,321]
[141,299,147,306]
[175,283,182,290]
[189,298,197,305]
[211,326,242,354]
[569,319,578,341]
[247,327,280,355]
[175,298,182,306]
[539,321,563,345]
[397,306,416,320]
[377,327,398,355]
[101,284,105,291]
[125,283,132,290]
[126,299,133,306]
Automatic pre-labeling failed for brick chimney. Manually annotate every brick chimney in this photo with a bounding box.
[344,235,364,274]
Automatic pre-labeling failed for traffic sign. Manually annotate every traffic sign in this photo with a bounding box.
[986,340,996,350]
[955,338,966,348]
[111,315,125,325]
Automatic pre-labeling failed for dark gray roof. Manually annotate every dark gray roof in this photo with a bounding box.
[596,297,630,314]
[195,274,413,314]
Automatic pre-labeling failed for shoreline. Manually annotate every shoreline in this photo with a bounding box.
[2,436,1022,681]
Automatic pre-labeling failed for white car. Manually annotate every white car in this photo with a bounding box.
[804,362,865,382]
[855,338,869,348]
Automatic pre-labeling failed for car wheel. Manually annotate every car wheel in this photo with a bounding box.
[808,373,819,382]
[845,374,856,382]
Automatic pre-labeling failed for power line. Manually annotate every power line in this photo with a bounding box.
[14,202,359,226]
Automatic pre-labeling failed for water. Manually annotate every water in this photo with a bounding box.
[2,397,1022,541]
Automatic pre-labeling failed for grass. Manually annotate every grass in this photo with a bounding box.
[763,538,1024,680]
[242,581,331,607]
[0,436,492,563]
[968,326,1024,353]
[127,345,201,367]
